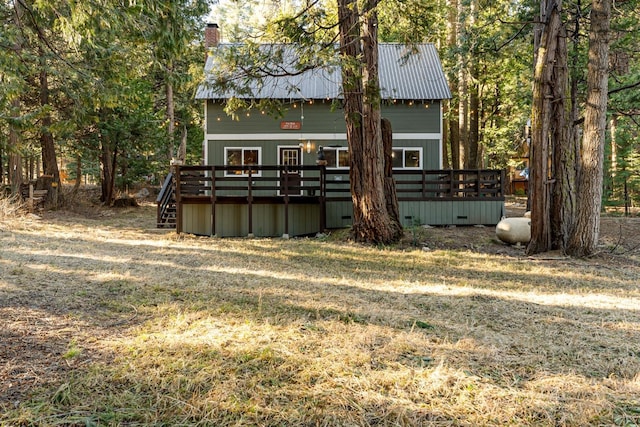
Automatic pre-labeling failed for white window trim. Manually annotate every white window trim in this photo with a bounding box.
[224,147,262,176]
[392,147,423,170]
[323,146,350,169]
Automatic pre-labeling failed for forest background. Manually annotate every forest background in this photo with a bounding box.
[1,0,639,222]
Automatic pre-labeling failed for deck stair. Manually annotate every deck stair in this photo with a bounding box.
[156,173,177,228]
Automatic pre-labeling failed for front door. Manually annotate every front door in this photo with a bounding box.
[279,146,302,196]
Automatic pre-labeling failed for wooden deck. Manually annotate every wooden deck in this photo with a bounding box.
[163,165,505,237]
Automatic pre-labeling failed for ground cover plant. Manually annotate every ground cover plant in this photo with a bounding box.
[1,195,639,426]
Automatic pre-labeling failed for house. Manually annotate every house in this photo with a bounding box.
[159,24,505,237]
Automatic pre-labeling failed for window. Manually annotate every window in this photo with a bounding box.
[322,147,349,169]
[225,147,261,176]
[392,148,422,169]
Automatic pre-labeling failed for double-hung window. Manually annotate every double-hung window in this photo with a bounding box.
[392,148,422,169]
[225,147,261,176]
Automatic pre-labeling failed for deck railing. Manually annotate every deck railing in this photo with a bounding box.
[174,165,504,202]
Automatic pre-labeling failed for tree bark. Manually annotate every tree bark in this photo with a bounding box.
[527,0,563,255]
[337,0,401,244]
[468,0,480,169]
[38,50,62,206]
[457,0,468,169]
[382,118,402,235]
[468,68,479,168]
[0,139,3,186]
[166,76,176,161]
[8,98,23,195]
[566,0,610,256]
[446,0,459,169]
[549,11,573,250]
[73,154,82,193]
[100,109,118,205]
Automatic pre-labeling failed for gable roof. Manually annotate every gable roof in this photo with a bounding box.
[196,43,451,101]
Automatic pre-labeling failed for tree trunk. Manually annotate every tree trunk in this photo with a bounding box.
[0,137,3,186]
[468,0,480,169]
[337,0,401,244]
[382,118,402,235]
[458,67,469,169]
[608,114,617,198]
[442,102,451,169]
[468,71,479,168]
[566,0,611,256]
[8,99,23,195]
[166,77,175,161]
[446,0,459,169]
[38,52,61,206]
[527,0,563,255]
[100,124,118,205]
[549,12,573,250]
[73,154,82,193]
[8,3,24,195]
[457,0,468,169]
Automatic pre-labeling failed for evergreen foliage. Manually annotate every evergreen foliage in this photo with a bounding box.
[0,0,638,241]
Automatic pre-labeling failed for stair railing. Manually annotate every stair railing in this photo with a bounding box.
[156,172,176,227]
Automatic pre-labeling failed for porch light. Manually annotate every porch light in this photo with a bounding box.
[306,140,312,154]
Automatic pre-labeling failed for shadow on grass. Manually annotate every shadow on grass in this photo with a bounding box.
[1,217,640,425]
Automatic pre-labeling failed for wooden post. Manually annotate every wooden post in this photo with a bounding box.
[283,165,290,238]
[247,168,253,238]
[211,166,216,236]
[319,165,326,232]
[28,183,34,213]
[175,167,182,234]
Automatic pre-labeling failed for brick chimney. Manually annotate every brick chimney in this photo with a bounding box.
[205,23,220,50]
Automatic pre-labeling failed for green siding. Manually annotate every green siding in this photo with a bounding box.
[208,140,324,167]
[206,101,443,169]
[207,139,438,169]
[182,204,212,236]
[216,205,248,237]
[182,199,504,237]
[207,102,345,135]
[381,102,441,133]
[181,202,320,237]
[326,201,353,229]
[206,101,441,135]
[393,139,440,170]
[398,200,504,226]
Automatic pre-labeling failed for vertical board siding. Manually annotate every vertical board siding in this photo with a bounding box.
[398,200,503,226]
[183,203,322,237]
[325,201,353,229]
[182,204,212,236]
[183,200,503,237]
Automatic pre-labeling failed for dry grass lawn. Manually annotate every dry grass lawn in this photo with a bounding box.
[1,194,639,426]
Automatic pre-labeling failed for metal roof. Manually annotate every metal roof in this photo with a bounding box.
[196,43,451,101]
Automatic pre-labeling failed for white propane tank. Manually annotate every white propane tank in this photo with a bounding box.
[496,217,531,245]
